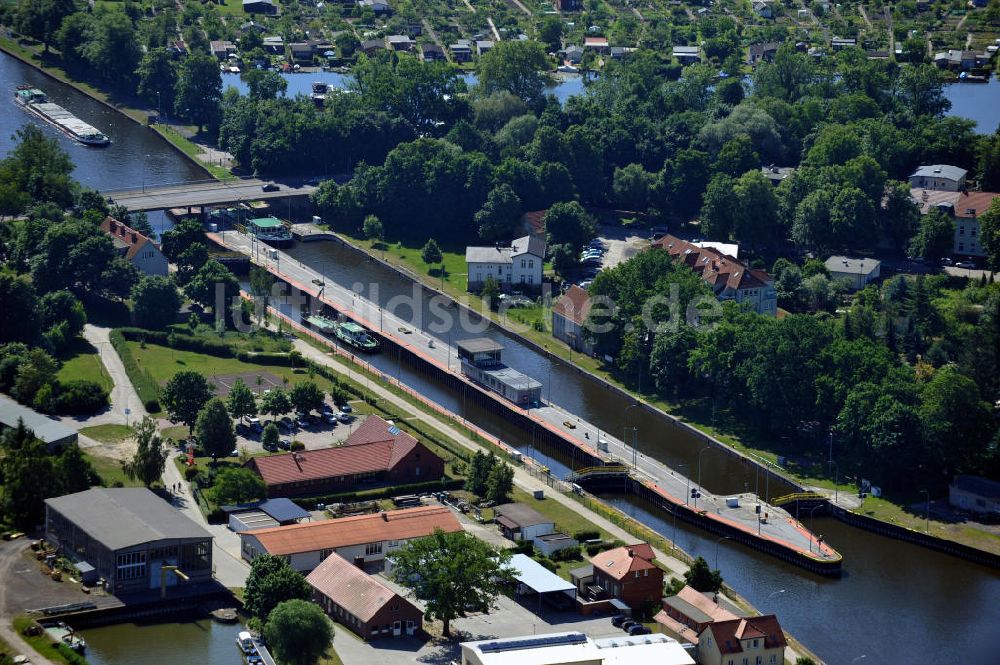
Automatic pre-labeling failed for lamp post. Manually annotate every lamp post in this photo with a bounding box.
[808,504,823,553]
[677,462,690,508]
[623,403,641,468]
[695,446,711,508]
[828,460,839,506]
[920,489,930,533]
[714,535,732,571]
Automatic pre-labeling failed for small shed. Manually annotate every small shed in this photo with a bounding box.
[535,532,579,558]
[73,561,99,585]
[225,498,310,532]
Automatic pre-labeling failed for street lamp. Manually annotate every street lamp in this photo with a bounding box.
[828,459,839,506]
[677,462,691,507]
[920,489,930,533]
[695,446,712,508]
[623,403,641,468]
[807,504,823,553]
[714,535,732,570]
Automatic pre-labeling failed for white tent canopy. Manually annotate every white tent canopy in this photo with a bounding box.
[510,554,576,595]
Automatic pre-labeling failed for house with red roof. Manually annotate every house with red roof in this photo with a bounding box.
[654,584,738,645]
[552,285,594,354]
[587,543,663,610]
[245,415,444,497]
[696,615,787,665]
[653,235,777,316]
[909,188,999,258]
[100,217,168,276]
[307,552,423,639]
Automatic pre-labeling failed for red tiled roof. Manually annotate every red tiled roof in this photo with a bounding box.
[909,188,1000,219]
[589,543,657,581]
[653,610,700,644]
[552,285,592,325]
[522,210,546,236]
[248,416,420,486]
[245,505,462,555]
[653,235,769,293]
[585,36,609,46]
[703,615,787,655]
[306,553,411,622]
[664,585,738,624]
[100,216,157,262]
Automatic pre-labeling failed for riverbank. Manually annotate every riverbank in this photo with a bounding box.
[0,35,229,181]
[332,230,1000,565]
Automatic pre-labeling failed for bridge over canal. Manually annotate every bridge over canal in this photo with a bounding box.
[103,178,318,212]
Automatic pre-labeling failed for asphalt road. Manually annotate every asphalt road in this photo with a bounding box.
[107,179,316,212]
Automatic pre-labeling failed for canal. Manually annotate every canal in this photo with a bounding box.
[81,619,246,665]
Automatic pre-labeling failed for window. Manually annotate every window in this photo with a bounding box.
[365,542,383,556]
[116,551,146,581]
[756,657,762,665]
[521,259,526,268]
[769,656,777,664]
[528,260,534,269]
[960,227,965,235]
[753,640,758,648]
[320,549,333,559]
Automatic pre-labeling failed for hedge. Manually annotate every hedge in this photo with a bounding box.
[289,478,465,509]
[117,327,234,357]
[109,329,161,412]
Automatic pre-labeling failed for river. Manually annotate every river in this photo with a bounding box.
[3,49,1000,665]
[81,619,246,665]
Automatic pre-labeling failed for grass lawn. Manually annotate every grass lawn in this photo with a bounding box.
[84,450,145,488]
[57,337,113,392]
[79,424,133,443]
[351,233,470,292]
[151,125,234,181]
[12,615,89,665]
[508,486,609,542]
[126,340,305,387]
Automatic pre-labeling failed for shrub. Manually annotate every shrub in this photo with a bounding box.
[573,529,600,541]
[533,556,557,572]
[551,546,583,562]
[184,466,200,481]
[513,540,534,555]
[290,441,305,451]
[110,329,161,411]
[53,380,109,415]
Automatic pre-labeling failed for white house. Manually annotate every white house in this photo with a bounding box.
[949,475,1000,517]
[909,164,968,192]
[824,256,881,291]
[910,188,999,257]
[552,285,594,354]
[466,235,546,292]
[100,217,169,276]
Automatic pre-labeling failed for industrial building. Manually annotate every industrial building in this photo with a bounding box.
[0,395,78,449]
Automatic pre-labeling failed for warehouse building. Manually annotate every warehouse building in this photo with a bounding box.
[45,488,213,596]
[0,395,78,449]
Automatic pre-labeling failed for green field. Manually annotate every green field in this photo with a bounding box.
[84,450,145,488]
[79,424,133,443]
[57,338,113,392]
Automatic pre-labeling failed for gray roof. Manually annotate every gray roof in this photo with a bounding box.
[910,164,968,182]
[0,395,78,446]
[222,497,310,522]
[511,234,546,258]
[466,246,511,264]
[494,502,552,528]
[484,366,542,391]
[952,475,1000,499]
[456,338,504,354]
[46,488,212,551]
[824,256,880,275]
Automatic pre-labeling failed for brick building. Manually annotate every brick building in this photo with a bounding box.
[588,543,663,610]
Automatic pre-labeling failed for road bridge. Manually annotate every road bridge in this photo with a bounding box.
[103,178,317,212]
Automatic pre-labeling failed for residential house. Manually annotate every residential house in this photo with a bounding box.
[949,475,1000,517]
[673,45,701,64]
[360,39,387,56]
[461,632,694,665]
[748,42,780,66]
[386,35,414,51]
[289,42,315,63]
[823,256,881,291]
[830,37,857,50]
[465,235,546,291]
[239,504,463,572]
[357,0,392,13]
[242,0,277,14]
[760,165,794,186]
[552,285,594,355]
[554,0,583,10]
[908,164,968,192]
[210,40,235,60]
[45,488,213,595]
[609,46,627,60]
[934,49,988,70]
[493,503,554,542]
[588,543,663,610]
[245,415,444,497]
[909,188,999,257]
[0,395,78,450]
[307,552,422,639]
[476,40,494,56]
[584,36,609,54]
[653,235,777,316]
[450,39,473,62]
[262,36,285,54]
[752,0,773,18]
[563,45,584,64]
[654,585,738,645]
[100,217,169,276]
[697,615,787,665]
[420,43,445,61]
[166,39,187,58]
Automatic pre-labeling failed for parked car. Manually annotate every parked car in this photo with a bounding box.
[339,404,353,414]
[338,413,352,423]
[235,423,249,436]
[262,440,278,452]
[620,620,639,632]
[611,615,628,627]
[296,418,309,429]
[324,413,338,425]
[627,625,651,636]
[261,183,279,192]
[321,404,334,414]
[955,261,976,269]
[280,416,294,428]
[229,448,239,457]
[278,439,292,450]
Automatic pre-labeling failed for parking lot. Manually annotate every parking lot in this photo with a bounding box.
[331,591,624,665]
[570,226,651,288]
[233,403,364,455]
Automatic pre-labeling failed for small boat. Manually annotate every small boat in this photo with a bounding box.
[334,321,380,352]
[557,64,579,73]
[14,85,110,146]
[229,65,241,74]
[236,631,255,654]
[39,621,86,653]
[311,81,328,107]
[306,314,337,334]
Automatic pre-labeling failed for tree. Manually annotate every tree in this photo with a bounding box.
[465,450,492,495]
[980,198,1000,271]
[80,10,140,86]
[211,467,266,505]
[174,53,223,131]
[136,48,177,112]
[13,348,58,406]
[683,556,723,593]
[243,69,288,101]
[699,173,738,240]
[264,600,332,665]
[0,273,41,343]
[131,275,181,330]
[894,64,950,118]
[226,378,258,423]
[544,201,595,254]
[160,219,205,263]
[244,555,314,622]
[0,125,74,213]
[0,437,60,529]
[54,443,96,494]
[14,0,75,52]
[731,170,781,249]
[122,416,167,487]
[538,16,563,52]
[421,238,443,267]
[196,398,236,460]
[185,259,240,314]
[38,290,86,338]
[389,530,515,637]
[908,208,955,262]
[259,388,292,417]
[480,274,500,306]
[612,163,656,212]
[475,185,522,241]
[289,381,324,414]
[161,370,214,433]
[477,40,549,105]
[262,422,279,450]
[362,214,383,242]
[484,462,514,504]
[714,135,759,178]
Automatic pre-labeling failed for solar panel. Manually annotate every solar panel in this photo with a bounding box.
[478,633,588,653]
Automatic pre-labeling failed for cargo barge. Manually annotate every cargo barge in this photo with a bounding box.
[14,85,110,146]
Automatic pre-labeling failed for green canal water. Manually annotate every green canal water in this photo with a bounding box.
[80,619,246,665]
